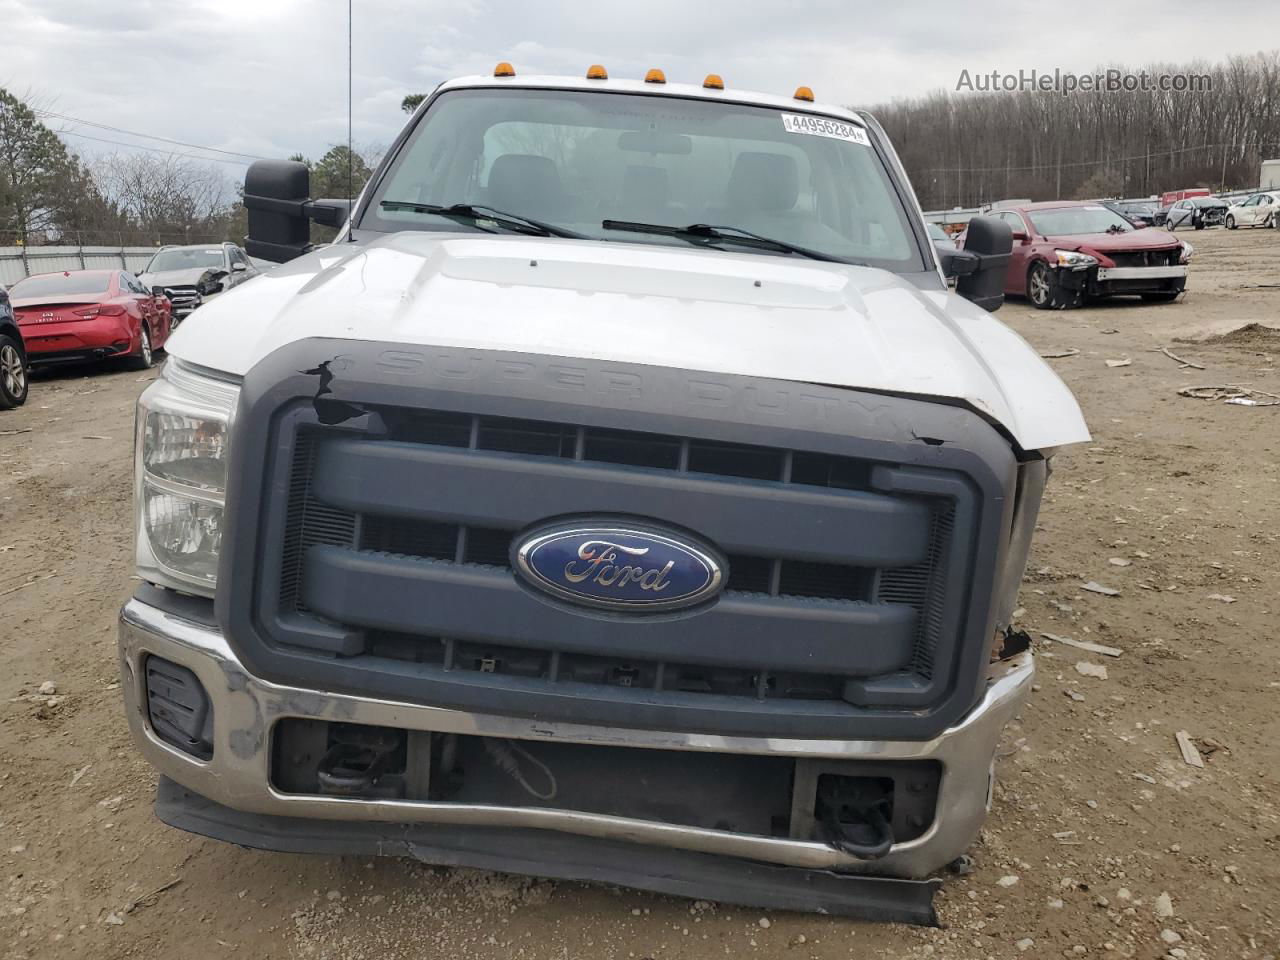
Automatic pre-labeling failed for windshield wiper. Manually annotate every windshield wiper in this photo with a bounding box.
[380,201,586,239]
[601,220,853,264]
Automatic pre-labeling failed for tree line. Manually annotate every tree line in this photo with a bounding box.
[7,50,1278,247]
[870,51,1280,210]
[0,87,377,249]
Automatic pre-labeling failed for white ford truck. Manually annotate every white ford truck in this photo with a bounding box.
[120,66,1089,923]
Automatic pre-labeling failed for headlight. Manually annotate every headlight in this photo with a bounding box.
[135,359,239,596]
[1054,249,1098,269]
[1178,240,1194,263]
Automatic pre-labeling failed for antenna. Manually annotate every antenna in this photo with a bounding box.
[347,0,355,240]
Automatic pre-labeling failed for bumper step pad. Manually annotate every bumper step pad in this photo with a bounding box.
[155,777,939,925]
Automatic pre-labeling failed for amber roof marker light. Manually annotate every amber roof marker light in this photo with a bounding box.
[586,64,608,80]
[644,68,667,84]
[793,85,815,102]
[703,74,724,90]
[494,62,516,77]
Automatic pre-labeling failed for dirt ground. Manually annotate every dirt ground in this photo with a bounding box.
[2,226,1278,960]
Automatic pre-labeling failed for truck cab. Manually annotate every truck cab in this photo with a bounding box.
[119,66,1089,923]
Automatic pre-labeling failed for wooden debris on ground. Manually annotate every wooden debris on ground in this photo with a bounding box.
[1105,358,1133,368]
[1042,632,1123,658]
[1178,384,1280,406]
[1081,581,1121,596]
[124,878,183,914]
[1041,348,1081,359]
[1175,730,1205,768]
[1075,661,1109,680]
[1158,346,1206,370]
[0,572,57,598]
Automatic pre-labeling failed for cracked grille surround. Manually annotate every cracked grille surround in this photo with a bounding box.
[217,339,1017,740]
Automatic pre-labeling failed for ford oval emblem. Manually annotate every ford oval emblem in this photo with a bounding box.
[513,522,726,612]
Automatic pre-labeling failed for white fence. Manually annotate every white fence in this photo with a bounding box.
[0,245,162,286]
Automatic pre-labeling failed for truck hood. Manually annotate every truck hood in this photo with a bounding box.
[167,232,1089,452]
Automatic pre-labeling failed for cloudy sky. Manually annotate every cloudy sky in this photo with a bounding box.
[3,0,1275,176]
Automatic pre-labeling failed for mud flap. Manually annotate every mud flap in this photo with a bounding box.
[155,777,940,925]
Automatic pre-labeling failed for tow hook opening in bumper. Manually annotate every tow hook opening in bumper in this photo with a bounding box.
[816,777,895,860]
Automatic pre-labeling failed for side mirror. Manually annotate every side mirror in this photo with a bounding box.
[955,216,1013,312]
[243,159,354,263]
[244,160,311,262]
[1010,230,1029,243]
[231,261,248,272]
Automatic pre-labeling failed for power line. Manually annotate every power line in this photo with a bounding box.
[35,109,271,161]
[56,130,254,168]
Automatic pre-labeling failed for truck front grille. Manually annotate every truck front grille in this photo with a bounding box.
[276,410,964,711]
[221,344,1013,739]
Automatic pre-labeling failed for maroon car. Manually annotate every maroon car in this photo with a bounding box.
[10,269,172,369]
[976,201,1191,309]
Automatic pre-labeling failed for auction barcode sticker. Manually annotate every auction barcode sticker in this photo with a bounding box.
[781,113,870,146]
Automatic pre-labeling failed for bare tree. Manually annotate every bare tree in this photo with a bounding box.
[94,152,233,243]
[871,50,1280,209]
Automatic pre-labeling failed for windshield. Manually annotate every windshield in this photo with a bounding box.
[145,248,225,273]
[1027,205,1134,236]
[363,88,924,271]
[10,272,111,298]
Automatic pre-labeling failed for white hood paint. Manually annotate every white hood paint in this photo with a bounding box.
[167,232,1089,452]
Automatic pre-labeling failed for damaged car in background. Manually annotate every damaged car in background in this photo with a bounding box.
[137,243,259,325]
[975,201,1191,308]
[117,66,1090,924]
[1165,194,1229,230]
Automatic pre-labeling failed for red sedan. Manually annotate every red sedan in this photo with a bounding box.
[965,201,1192,309]
[9,269,172,369]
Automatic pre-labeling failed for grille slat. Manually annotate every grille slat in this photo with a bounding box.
[364,630,843,702]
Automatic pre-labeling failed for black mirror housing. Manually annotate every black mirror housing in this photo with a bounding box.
[244,160,314,263]
[955,216,1013,312]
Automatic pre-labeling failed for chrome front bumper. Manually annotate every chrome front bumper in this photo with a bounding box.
[118,597,1033,878]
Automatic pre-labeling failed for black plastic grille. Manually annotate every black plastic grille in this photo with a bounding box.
[1107,249,1180,268]
[281,409,959,707]
[279,431,357,614]
[353,412,880,602]
[881,505,956,680]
